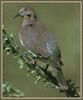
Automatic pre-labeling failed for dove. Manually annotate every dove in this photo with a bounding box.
[15,7,68,90]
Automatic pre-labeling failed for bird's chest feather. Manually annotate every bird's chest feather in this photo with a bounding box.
[20,26,48,47]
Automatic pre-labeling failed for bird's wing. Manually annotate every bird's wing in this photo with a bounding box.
[35,45,51,59]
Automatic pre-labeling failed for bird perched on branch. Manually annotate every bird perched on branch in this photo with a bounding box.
[15,7,68,90]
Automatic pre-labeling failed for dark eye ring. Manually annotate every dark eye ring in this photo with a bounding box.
[27,14,31,17]
[24,8,27,11]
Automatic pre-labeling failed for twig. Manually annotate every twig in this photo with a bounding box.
[2,82,24,97]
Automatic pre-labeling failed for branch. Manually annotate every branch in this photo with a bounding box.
[2,26,80,97]
[2,81,24,97]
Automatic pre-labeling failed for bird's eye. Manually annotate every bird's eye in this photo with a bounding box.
[24,8,27,11]
[27,14,31,17]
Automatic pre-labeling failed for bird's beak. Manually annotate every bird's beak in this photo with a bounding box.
[14,13,20,18]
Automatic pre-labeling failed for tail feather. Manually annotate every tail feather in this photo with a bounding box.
[52,68,68,90]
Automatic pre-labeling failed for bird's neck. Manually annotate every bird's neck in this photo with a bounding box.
[22,16,37,27]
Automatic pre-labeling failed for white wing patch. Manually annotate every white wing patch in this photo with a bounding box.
[28,50,37,57]
[19,33,24,46]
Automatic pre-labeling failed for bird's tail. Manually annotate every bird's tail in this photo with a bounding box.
[52,68,68,90]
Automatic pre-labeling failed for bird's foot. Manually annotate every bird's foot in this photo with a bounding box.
[30,59,37,66]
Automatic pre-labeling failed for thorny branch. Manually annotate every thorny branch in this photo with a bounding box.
[3,82,24,97]
[2,27,80,97]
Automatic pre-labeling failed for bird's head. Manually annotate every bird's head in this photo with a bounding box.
[14,7,37,21]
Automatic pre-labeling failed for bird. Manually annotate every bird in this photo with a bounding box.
[15,7,68,90]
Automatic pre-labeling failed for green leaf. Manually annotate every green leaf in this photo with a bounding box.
[5,47,11,55]
[18,58,24,69]
[2,82,24,97]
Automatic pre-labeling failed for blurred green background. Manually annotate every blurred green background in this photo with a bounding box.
[3,3,80,97]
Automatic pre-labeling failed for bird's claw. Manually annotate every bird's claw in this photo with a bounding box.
[30,59,37,66]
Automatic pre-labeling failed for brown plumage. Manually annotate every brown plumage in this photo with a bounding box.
[15,7,68,90]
